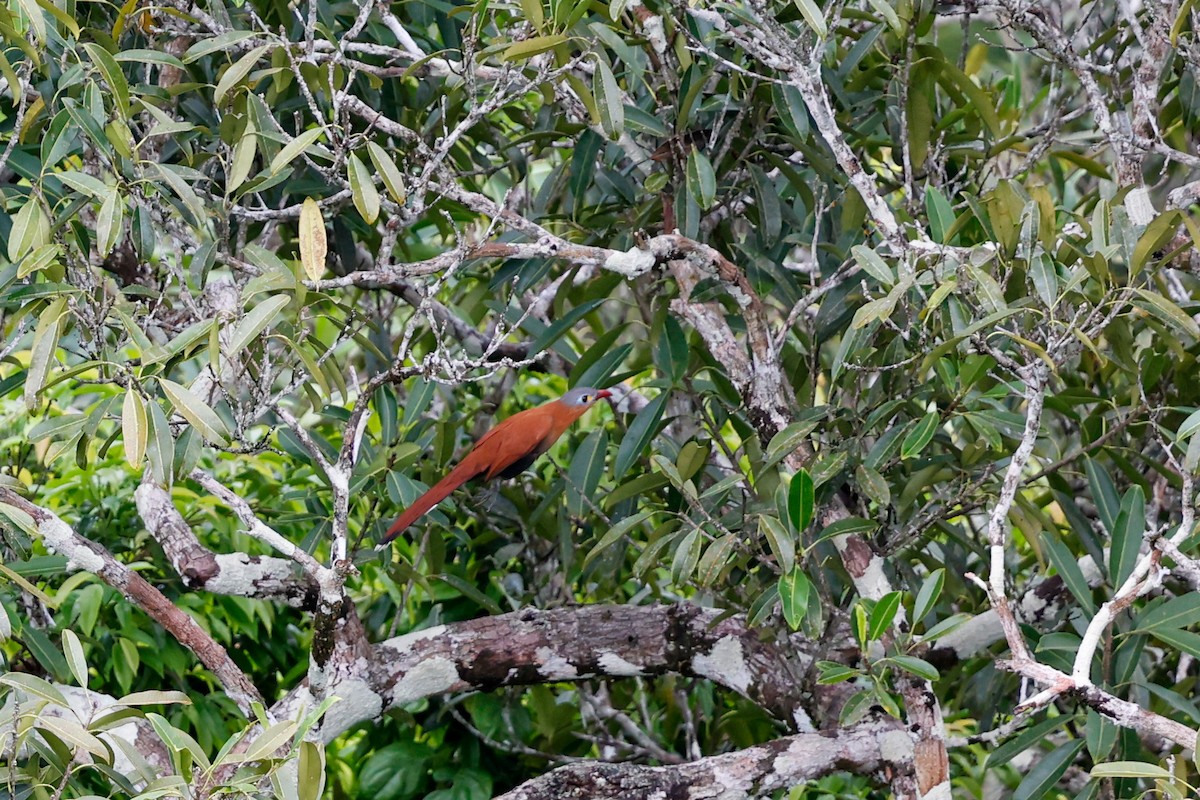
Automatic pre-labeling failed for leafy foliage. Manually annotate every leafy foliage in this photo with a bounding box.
[3,0,1200,796]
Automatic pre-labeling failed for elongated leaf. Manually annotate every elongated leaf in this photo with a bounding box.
[229,294,289,357]
[348,153,380,224]
[686,147,717,209]
[1132,288,1200,338]
[792,0,827,36]
[269,127,326,175]
[366,141,407,204]
[584,510,654,569]
[501,34,568,61]
[0,672,69,706]
[1089,761,1173,780]
[214,44,269,105]
[1109,485,1145,586]
[759,515,795,574]
[914,568,945,624]
[1012,739,1085,800]
[868,591,902,640]
[779,567,812,630]
[62,629,87,689]
[122,389,148,467]
[613,392,668,479]
[8,197,50,261]
[159,378,229,446]
[299,197,327,280]
[901,411,939,459]
[886,654,939,681]
[1136,594,1200,632]
[594,58,624,139]
[298,741,327,800]
[96,186,124,257]
[25,297,68,409]
[83,43,130,114]
[852,244,894,286]
[788,469,814,532]
[670,528,702,585]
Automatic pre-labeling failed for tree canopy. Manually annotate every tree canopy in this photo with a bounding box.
[4,0,1200,797]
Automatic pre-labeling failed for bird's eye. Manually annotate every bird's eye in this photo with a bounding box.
[580,394,591,403]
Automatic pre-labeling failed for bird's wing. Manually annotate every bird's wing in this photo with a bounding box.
[469,408,557,481]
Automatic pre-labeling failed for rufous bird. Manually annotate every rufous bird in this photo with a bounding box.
[379,387,612,545]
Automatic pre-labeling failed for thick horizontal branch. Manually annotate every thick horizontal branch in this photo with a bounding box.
[273,603,811,740]
[0,488,264,716]
[494,720,910,800]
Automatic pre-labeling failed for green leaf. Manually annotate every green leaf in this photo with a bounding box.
[1013,739,1086,800]
[779,567,812,630]
[686,147,717,209]
[593,58,624,139]
[671,528,702,585]
[183,31,259,63]
[62,629,87,689]
[816,661,861,684]
[83,43,130,115]
[269,127,326,175]
[792,0,827,36]
[146,399,175,485]
[96,186,124,257]
[852,244,895,286]
[366,141,407,205]
[1030,252,1058,308]
[1148,627,1200,659]
[567,429,607,516]
[1137,594,1200,632]
[759,515,795,574]
[0,672,69,706]
[1042,532,1096,615]
[229,294,290,357]
[855,464,890,508]
[159,378,230,446]
[1109,485,1145,587]
[886,654,939,681]
[25,297,68,410]
[214,44,269,106]
[1132,288,1200,339]
[788,469,814,532]
[926,186,955,244]
[901,411,939,459]
[584,510,654,569]
[298,741,327,800]
[1089,761,1173,780]
[8,197,50,262]
[914,568,944,624]
[864,0,902,30]
[867,591,902,640]
[613,392,668,479]
[123,389,148,467]
[501,34,568,61]
[348,153,381,224]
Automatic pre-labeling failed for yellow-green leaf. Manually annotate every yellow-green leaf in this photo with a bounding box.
[96,186,124,257]
[159,378,230,446]
[299,198,327,281]
[8,197,50,262]
[269,127,326,176]
[347,153,380,224]
[366,141,407,205]
[123,389,148,467]
[214,44,269,106]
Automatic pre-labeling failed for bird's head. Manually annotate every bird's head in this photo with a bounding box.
[561,387,613,409]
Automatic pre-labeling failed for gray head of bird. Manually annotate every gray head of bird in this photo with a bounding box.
[561,387,613,408]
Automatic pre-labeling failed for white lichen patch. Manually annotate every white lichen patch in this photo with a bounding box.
[604,247,656,277]
[392,657,460,705]
[378,624,449,657]
[879,729,915,763]
[42,516,106,573]
[691,636,752,693]
[598,652,642,677]
[773,736,835,779]
[318,679,380,741]
[536,647,577,679]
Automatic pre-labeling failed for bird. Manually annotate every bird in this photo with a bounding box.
[378,387,613,545]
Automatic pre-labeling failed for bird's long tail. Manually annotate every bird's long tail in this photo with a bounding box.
[378,463,478,546]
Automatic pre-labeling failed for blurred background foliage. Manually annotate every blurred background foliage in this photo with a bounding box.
[3,0,1200,796]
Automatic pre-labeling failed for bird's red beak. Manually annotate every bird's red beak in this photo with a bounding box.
[597,390,613,400]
